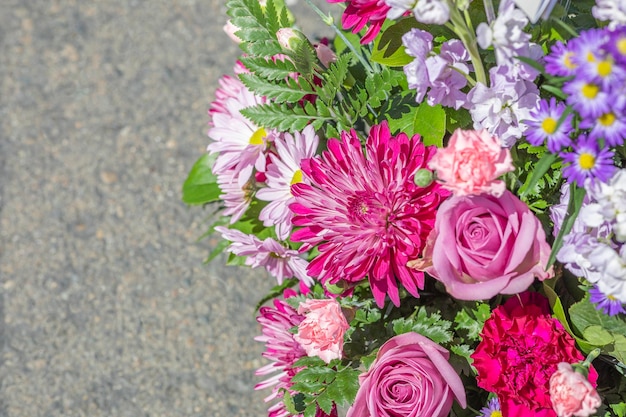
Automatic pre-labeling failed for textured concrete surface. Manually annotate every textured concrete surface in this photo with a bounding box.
[0,0,332,416]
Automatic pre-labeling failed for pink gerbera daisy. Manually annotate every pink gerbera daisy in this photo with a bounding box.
[290,122,449,307]
[255,294,306,417]
[207,62,272,184]
[327,0,390,44]
[256,125,320,240]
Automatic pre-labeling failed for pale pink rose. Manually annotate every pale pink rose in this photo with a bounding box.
[409,190,553,300]
[549,362,602,417]
[293,299,349,363]
[428,129,514,197]
[347,332,466,417]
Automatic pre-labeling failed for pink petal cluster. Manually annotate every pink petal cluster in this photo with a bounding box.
[327,0,390,44]
[215,226,313,288]
[255,293,307,417]
[293,298,349,363]
[428,129,514,197]
[471,293,598,417]
[409,190,553,300]
[346,332,467,417]
[549,362,602,417]
[290,122,449,307]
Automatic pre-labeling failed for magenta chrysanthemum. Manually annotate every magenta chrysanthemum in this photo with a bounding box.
[327,0,390,44]
[290,122,449,307]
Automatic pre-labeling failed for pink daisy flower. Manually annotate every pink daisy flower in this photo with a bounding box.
[256,125,320,240]
[216,168,255,224]
[327,0,390,44]
[207,63,272,185]
[255,294,306,417]
[290,122,449,307]
[215,226,314,287]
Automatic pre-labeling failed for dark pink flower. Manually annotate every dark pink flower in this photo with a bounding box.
[327,0,390,44]
[290,122,449,307]
[471,293,598,417]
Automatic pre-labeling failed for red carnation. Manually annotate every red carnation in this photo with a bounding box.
[471,292,598,417]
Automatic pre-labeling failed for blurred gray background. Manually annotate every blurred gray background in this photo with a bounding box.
[0,0,332,416]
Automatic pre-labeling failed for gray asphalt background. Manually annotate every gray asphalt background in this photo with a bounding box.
[0,1,332,416]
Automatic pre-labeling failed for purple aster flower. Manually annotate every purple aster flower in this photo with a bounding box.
[606,26,626,65]
[579,51,626,89]
[561,134,616,186]
[570,28,610,67]
[589,285,626,316]
[580,104,626,147]
[524,97,573,152]
[563,78,611,119]
[544,41,578,77]
[478,397,501,417]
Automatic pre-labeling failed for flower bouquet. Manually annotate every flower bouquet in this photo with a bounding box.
[183,0,626,415]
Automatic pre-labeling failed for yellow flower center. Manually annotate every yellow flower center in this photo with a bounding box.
[290,169,303,185]
[582,83,599,99]
[618,38,626,55]
[578,153,596,170]
[490,412,503,417]
[597,60,612,77]
[587,51,596,62]
[249,127,267,145]
[608,294,617,301]
[541,117,558,134]
[564,52,577,69]
[599,112,616,127]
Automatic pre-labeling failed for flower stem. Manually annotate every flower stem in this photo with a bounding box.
[302,0,374,73]
[448,3,487,86]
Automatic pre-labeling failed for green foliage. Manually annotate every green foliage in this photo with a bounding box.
[227,0,285,57]
[239,56,298,81]
[239,72,315,103]
[547,183,586,269]
[182,153,221,205]
[569,295,626,364]
[454,302,491,342]
[413,102,447,147]
[289,358,361,416]
[392,307,454,345]
[241,101,331,132]
[371,18,417,67]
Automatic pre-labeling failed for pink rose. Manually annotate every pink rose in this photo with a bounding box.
[293,299,349,363]
[409,190,553,300]
[347,332,466,417]
[428,129,514,197]
[550,362,602,417]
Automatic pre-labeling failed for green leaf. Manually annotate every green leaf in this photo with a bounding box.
[454,303,491,341]
[611,334,626,366]
[241,102,331,132]
[546,183,586,269]
[385,91,419,135]
[392,307,454,344]
[239,56,298,81]
[413,102,446,147]
[583,325,615,346]
[239,72,313,103]
[518,152,558,198]
[611,402,626,417]
[182,153,221,205]
[371,18,417,67]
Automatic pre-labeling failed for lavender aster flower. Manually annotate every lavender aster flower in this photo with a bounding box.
[606,27,626,65]
[561,135,616,186]
[589,285,626,316]
[581,106,626,147]
[478,397,501,417]
[525,97,573,152]
[544,41,578,77]
[563,78,610,119]
[570,28,609,67]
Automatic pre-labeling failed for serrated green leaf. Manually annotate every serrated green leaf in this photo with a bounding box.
[316,391,333,415]
[610,334,626,366]
[182,153,221,205]
[611,402,626,417]
[241,102,331,132]
[392,308,454,344]
[240,56,298,81]
[454,303,490,341]
[239,72,312,102]
[413,102,446,147]
[304,403,317,417]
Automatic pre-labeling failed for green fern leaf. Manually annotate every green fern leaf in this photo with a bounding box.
[239,56,298,81]
[241,102,331,132]
[239,73,314,103]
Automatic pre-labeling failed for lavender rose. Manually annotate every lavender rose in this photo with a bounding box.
[409,190,553,300]
[346,332,466,417]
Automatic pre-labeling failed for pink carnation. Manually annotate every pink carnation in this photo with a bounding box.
[428,129,514,196]
[294,299,349,363]
[550,362,602,417]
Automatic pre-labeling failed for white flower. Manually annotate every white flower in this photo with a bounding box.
[593,0,626,29]
[583,169,626,242]
[476,0,531,64]
[414,0,450,25]
[589,244,626,303]
[385,0,417,19]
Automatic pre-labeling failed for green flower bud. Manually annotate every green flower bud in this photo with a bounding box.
[414,168,434,187]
